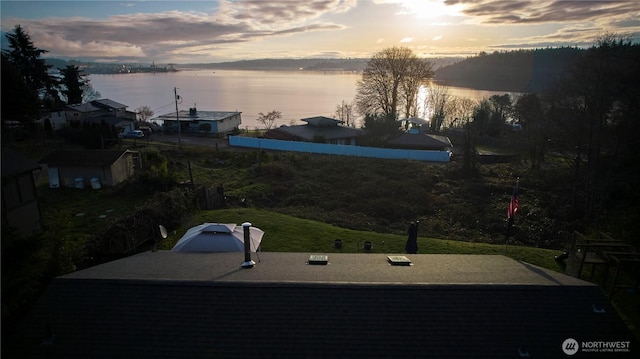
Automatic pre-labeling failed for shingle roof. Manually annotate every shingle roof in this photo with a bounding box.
[387,133,452,149]
[17,253,636,358]
[301,116,343,127]
[65,102,101,113]
[1,148,40,176]
[154,110,241,122]
[39,149,133,167]
[91,99,128,109]
[266,124,364,141]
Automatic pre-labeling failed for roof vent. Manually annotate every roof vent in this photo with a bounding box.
[308,255,328,265]
[387,256,412,266]
[241,222,255,269]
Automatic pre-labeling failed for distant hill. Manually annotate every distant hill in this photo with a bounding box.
[44,59,177,74]
[434,48,584,93]
[183,58,367,72]
[186,57,462,72]
[45,57,464,75]
[50,54,588,95]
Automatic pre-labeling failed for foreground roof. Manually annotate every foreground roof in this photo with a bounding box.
[39,149,135,167]
[2,148,40,176]
[17,253,636,358]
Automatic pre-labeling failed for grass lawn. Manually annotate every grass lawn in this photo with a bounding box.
[160,207,566,273]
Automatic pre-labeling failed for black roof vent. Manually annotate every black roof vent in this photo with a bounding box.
[308,255,328,265]
[387,256,412,266]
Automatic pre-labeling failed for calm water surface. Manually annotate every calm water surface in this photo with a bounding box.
[90,69,506,129]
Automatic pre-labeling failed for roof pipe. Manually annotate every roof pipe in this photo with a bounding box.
[241,222,255,268]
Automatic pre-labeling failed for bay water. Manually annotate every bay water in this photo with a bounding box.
[89,69,506,129]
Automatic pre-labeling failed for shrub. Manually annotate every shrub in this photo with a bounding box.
[84,188,197,267]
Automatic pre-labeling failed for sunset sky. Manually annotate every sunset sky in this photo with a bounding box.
[1,0,639,63]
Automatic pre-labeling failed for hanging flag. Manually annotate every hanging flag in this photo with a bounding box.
[507,179,519,219]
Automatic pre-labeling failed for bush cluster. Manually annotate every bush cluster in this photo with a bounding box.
[83,188,197,267]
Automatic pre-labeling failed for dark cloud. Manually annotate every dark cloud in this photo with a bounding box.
[3,0,355,61]
[219,0,352,25]
[445,0,640,24]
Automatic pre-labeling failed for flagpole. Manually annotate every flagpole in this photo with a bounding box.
[505,177,519,254]
[505,217,514,254]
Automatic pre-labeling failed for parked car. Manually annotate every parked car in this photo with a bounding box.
[122,130,144,139]
[139,126,152,137]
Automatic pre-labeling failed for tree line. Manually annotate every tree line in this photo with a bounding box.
[434,47,585,92]
[351,37,639,238]
[1,25,100,137]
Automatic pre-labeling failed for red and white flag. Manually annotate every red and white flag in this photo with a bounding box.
[508,179,519,219]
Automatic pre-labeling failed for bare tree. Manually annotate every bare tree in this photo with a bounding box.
[400,58,433,118]
[257,110,281,130]
[82,84,101,103]
[425,84,450,133]
[136,106,154,122]
[448,97,476,129]
[355,47,433,120]
[334,101,356,127]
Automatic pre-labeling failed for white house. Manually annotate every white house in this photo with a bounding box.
[155,107,241,134]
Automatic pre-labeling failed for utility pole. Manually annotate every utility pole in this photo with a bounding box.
[174,87,181,147]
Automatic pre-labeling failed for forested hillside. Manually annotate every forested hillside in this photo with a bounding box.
[185,57,461,72]
[435,48,584,92]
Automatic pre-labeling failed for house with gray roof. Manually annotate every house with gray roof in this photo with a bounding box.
[64,99,137,134]
[265,116,364,145]
[386,132,453,151]
[389,117,454,151]
[65,99,135,123]
[14,251,637,358]
[154,107,242,135]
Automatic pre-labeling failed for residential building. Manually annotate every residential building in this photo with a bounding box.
[65,99,136,132]
[39,149,140,188]
[386,133,453,151]
[65,99,136,121]
[391,117,453,151]
[264,116,364,145]
[16,251,637,357]
[155,107,241,135]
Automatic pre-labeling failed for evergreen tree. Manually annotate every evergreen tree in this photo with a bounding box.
[1,54,39,126]
[59,65,88,104]
[2,25,58,108]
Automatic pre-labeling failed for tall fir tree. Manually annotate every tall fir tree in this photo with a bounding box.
[59,65,88,104]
